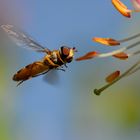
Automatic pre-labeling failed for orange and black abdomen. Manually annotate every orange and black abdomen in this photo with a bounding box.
[13,61,50,81]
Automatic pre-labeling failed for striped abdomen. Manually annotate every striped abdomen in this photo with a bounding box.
[13,61,50,81]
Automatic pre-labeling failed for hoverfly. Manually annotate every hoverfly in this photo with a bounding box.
[1,25,77,86]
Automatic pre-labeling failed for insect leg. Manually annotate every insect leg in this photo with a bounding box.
[64,63,68,68]
[56,67,66,71]
[16,80,25,86]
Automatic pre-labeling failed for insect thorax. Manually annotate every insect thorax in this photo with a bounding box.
[43,50,64,66]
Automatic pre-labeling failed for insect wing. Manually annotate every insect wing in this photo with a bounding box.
[43,70,60,85]
[1,24,50,53]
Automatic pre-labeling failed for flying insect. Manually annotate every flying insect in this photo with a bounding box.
[1,25,77,86]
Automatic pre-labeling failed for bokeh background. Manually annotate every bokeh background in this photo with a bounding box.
[0,0,140,140]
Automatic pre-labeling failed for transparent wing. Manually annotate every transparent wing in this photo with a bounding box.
[1,24,51,53]
[43,70,60,85]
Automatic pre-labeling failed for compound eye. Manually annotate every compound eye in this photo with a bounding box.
[61,46,70,57]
